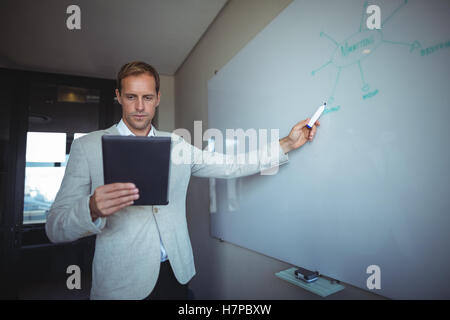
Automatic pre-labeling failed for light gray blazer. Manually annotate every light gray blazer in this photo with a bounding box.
[45,124,288,299]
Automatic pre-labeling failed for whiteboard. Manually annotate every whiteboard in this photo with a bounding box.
[208,0,450,299]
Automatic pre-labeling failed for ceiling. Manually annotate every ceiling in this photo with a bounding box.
[0,0,227,78]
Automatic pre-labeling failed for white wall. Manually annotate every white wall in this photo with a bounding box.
[157,75,175,132]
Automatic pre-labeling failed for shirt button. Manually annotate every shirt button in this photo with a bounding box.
[153,207,159,214]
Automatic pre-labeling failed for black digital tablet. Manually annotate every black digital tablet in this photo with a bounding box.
[102,135,171,206]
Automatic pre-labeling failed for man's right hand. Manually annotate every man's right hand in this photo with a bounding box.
[89,183,139,222]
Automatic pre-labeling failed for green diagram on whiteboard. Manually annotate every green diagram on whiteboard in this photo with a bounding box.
[312,0,422,115]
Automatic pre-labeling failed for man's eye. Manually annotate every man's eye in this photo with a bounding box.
[127,95,135,100]
[145,96,153,101]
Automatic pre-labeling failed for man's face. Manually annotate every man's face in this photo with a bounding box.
[115,73,160,136]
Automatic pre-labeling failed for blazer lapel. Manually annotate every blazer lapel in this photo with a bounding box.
[104,124,120,136]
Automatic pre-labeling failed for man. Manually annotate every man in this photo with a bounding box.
[45,61,320,300]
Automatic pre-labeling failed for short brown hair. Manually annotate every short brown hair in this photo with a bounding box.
[116,61,160,93]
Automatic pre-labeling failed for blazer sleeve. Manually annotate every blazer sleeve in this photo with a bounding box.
[45,138,105,243]
[190,139,289,179]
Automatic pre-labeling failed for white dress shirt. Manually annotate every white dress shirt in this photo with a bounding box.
[112,119,168,262]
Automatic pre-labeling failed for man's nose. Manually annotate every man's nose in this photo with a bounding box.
[136,98,145,112]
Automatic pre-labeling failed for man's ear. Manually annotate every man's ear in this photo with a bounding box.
[115,89,122,105]
[156,91,161,108]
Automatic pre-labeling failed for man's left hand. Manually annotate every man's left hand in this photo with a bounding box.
[279,118,320,154]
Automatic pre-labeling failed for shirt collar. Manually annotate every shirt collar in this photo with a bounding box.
[116,119,155,137]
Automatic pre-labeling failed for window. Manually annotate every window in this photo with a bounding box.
[23,132,66,224]
[23,132,86,224]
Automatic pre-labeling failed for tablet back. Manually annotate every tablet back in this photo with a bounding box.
[102,135,171,206]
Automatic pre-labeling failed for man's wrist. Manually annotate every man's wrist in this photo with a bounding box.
[89,196,99,222]
[279,136,293,154]
[90,211,99,223]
